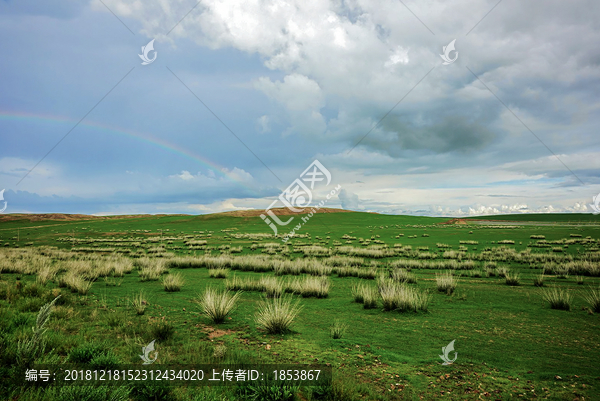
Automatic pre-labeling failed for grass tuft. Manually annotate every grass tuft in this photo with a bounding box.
[330,319,348,339]
[197,287,242,323]
[255,295,302,334]
[533,273,545,287]
[543,287,572,311]
[162,273,184,292]
[378,277,430,312]
[435,271,457,295]
[505,272,521,286]
[583,286,600,312]
[131,291,147,315]
[390,268,417,284]
[208,268,229,279]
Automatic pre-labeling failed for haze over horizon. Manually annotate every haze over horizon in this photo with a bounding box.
[1,0,599,217]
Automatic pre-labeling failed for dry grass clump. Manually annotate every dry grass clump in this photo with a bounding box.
[335,266,377,279]
[377,276,429,312]
[36,263,57,286]
[485,266,496,277]
[162,273,184,292]
[259,276,284,298]
[208,268,229,279]
[496,266,510,278]
[504,272,521,286]
[289,276,330,298]
[255,295,302,334]
[197,287,242,323]
[468,269,483,278]
[352,283,378,309]
[131,290,147,315]
[533,273,545,287]
[583,286,600,312]
[390,268,417,284]
[543,287,572,311]
[60,273,93,295]
[323,256,364,267]
[225,275,259,292]
[137,258,167,281]
[435,271,457,294]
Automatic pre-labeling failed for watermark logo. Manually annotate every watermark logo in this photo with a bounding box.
[0,189,7,213]
[439,340,457,365]
[440,39,458,65]
[591,193,600,215]
[260,160,339,240]
[139,39,157,65]
[140,340,158,364]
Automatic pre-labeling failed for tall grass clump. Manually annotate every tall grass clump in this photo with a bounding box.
[505,272,521,286]
[131,291,147,315]
[543,287,572,311]
[556,266,569,279]
[330,319,348,339]
[435,271,457,294]
[496,266,509,278]
[390,268,417,284]
[352,283,378,309]
[533,273,545,287]
[197,287,242,323]
[16,295,61,368]
[351,284,365,303]
[208,268,229,279]
[255,295,302,334]
[260,276,284,298]
[583,286,600,312]
[226,275,251,291]
[137,258,167,281]
[288,276,330,298]
[36,264,56,286]
[162,273,184,292]
[378,278,429,312]
[468,269,483,278]
[484,263,497,277]
[298,276,330,298]
[150,319,175,341]
[63,273,93,295]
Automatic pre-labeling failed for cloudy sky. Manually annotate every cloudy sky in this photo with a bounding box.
[1,0,599,216]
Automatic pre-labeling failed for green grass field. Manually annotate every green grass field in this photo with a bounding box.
[1,211,599,400]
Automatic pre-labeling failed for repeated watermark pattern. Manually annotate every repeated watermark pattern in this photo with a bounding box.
[139,39,158,65]
[439,340,457,365]
[440,39,458,65]
[591,193,600,215]
[140,340,158,365]
[260,160,338,240]
[0,189,6,213]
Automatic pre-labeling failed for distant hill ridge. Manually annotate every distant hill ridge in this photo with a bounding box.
[0,207,356,222]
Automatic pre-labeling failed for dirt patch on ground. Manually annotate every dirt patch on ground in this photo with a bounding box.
[438,218,468,225]
[203,327,235,339]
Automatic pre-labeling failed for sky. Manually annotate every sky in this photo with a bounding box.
[1,0,599,216]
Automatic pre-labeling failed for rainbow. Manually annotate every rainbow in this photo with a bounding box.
[0,110,257,194]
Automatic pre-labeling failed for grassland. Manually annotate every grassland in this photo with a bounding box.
[0,211,599,400]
